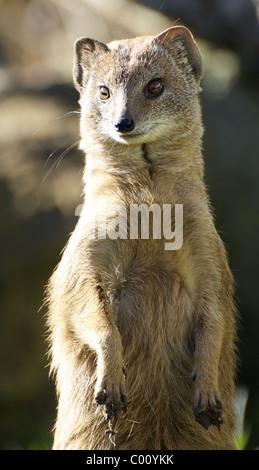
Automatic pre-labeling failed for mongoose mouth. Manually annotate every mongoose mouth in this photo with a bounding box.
[120,133,143,139]
[114,132,145,144]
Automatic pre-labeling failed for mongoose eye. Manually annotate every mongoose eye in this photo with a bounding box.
[99,86,110,101]
[146,78,164,97]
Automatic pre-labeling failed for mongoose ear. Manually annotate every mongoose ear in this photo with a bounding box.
[73,37,109,92]
[154,26,203,82]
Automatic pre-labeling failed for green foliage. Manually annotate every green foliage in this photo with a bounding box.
[234,387,251,450]
[27,435,53,450]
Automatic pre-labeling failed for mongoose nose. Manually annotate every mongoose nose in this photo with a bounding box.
[114,117,135,133]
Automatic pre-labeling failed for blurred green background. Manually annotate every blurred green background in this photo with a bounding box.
[0,0,258,450]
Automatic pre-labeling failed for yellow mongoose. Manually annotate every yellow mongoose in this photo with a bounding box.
[47,26,238,449]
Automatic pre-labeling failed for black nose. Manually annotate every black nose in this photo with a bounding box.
[114,117,135,133]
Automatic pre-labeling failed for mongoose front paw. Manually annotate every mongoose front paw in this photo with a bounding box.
[95,367,127,422]
[193,389,223,430]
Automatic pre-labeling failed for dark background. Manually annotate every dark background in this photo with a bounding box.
[0,0,258,449]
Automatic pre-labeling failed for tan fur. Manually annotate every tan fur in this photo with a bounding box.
[46,27,238,450]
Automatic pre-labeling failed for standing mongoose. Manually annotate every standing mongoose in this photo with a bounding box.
[46,26,238,450]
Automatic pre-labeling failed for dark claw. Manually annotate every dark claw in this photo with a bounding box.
[106,402,112,421]
[95,390,106,406]
[105,401,121,421]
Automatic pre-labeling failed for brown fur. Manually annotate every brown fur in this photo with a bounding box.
[46,27,238,450]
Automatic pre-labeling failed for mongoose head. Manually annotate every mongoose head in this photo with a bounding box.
[74,26,203,146]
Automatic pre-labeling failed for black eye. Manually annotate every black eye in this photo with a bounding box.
[99,86,110,101]
[146,78,164,97]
